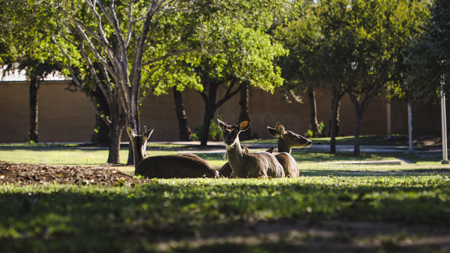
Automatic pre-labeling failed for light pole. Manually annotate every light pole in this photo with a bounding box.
[441,74,449,164]
[405,101,414,154]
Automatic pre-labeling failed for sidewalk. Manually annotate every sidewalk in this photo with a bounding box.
[153,141,428,154]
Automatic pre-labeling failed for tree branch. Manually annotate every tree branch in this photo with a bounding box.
[73,24,119,81]
[52,36,111,126]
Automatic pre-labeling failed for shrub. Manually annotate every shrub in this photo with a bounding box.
[305,121,326,138]
[191,116,223,141]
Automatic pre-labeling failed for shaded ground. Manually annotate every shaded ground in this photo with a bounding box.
[1,161,450,252]
[0,160,151,186]
[157,220,450,252]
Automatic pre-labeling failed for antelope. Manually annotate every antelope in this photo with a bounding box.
[127,125,218,178]
[219,146,274,178]
[217,119,285,178]
[267,123,313,177]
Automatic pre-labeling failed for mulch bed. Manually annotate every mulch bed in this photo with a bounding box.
[0,161,151,186]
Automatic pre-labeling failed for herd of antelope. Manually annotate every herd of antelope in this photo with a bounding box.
[127,118,313,179]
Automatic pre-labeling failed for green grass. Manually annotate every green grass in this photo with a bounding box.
[1,176,450,252]
[0,144,177,166]
[1,142,450,251]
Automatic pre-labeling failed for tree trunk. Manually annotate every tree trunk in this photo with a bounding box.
[200,82,219,146]
[127,112,139,165]
[329,84,343,154]
[198,80,242,146]
[238,83,252,140]
[353,116,363,156]
[173,87,192,141]
[308,87,320,137]
[108,105,127,164]
[348,90,379,156]
[29,78,39,143]
[200,110,214,146]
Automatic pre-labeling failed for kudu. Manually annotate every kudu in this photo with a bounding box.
[127,125,218,179]
[267,123,313,177]
[217,119,285,178]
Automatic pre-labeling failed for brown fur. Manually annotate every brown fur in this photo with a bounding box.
[218,119,285,178]
[219,146,275,178]
[127,125,218,179]
[267,123,313,177]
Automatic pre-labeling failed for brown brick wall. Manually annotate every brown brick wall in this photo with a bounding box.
[0,81,95,143]
[0,81,446,143]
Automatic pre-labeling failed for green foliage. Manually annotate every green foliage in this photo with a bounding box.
[398,0,448,103]
[191,116,223,141]
[305,121,326,138]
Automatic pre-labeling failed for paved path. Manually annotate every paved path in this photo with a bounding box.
[153,141,441,154]
[151,141,450,165]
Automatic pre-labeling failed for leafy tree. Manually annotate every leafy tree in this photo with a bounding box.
[1,1,65,143]
[187,15,287,146]
[280,0,428,156]
[49,0,289,161]
[329,0,428,155]
[399,0,448,102]
[275,1,342,152]
[49,0,209,163]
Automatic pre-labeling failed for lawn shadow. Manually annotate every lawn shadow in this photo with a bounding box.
[301,168,450,177]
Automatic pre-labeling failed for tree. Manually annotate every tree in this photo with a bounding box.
[50,0,209,163]
[1,1,65,144]
[19,58,62,143]
[49,0,289,161]
[277,0,427,155]
[275,1,336,147]
[399,0,448,102]
[189,15,287,146]
[321,0,428,155]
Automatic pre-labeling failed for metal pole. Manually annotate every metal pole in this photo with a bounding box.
[406,101,414,153]
[386,102,392,139]
[441,74,449,164]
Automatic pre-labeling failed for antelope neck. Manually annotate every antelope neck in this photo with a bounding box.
[133,139,145,168]
[226,139,246,170]
[277,140,292,154]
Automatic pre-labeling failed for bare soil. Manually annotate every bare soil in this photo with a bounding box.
[0,160,151,186]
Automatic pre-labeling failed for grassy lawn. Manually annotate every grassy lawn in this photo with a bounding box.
[1,176,450,252]
[1,141,450,252]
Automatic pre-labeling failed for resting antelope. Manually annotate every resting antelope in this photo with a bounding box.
[217,119,284,178]
[127,125,218,178]
[267,122,313,177]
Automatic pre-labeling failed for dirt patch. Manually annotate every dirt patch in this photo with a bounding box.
[0,160,151,186]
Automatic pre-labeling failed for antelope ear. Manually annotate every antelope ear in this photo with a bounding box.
[267,126,280,138]
[275,122,285,137]
[126,125,136,139]
[143,128,154,141]
[217,119,227,131]
[239,118,251,131]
